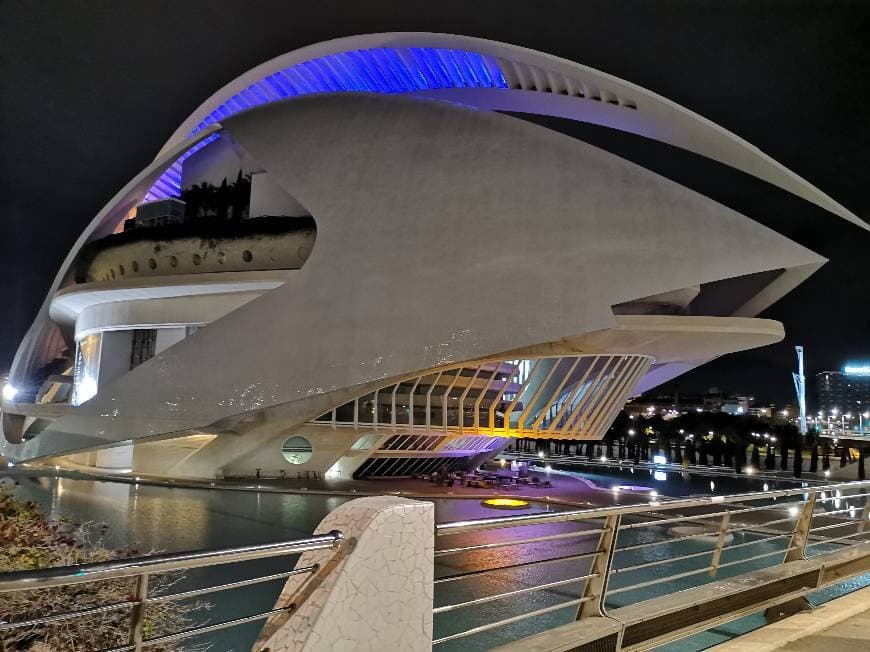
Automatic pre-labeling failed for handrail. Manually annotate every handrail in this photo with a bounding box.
[435,480,870,534]
[0,530,343,593]
[0,530,345,652]
[432,479,870,648]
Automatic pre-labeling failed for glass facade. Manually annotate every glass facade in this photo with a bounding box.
[72,333,102,406]
[816,371,870,414]
[314,354,651,441]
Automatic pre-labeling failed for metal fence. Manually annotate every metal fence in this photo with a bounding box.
[0,531,343,652]
[432,480,870,649]
[3,481,870,651]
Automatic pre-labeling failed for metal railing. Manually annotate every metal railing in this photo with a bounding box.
[432,480,870,649]
[0,531,343,652]
[505,449,833,483]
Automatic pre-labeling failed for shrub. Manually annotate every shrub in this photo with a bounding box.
[0,487,211,651]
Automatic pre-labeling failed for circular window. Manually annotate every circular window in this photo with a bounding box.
[170,255,178,268]
[192,253,201,266]
[281,436,313,465]
[148,258,157,270]
[132,260,139,272]
[242,249,253,263]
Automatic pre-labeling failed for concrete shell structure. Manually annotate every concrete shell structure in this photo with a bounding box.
[1,33,862,480]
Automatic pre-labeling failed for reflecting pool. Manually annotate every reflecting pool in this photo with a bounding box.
[4,470,867,651]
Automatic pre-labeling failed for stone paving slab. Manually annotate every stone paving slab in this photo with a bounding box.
[709,585,870,651]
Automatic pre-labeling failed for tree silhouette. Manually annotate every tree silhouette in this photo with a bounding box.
[180,171,252,222]
[685,438,697,465]
[765,444,776,470]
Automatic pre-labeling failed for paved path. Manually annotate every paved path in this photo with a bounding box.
[781,609,870,651]
[710,585,870,651]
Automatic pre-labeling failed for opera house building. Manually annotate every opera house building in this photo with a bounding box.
[1,33,861,481]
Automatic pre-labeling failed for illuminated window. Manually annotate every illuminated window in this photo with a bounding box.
[72,333,102,406]
[281,436,313,465]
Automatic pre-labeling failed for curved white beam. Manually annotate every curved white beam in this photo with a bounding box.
[159,32,864,228]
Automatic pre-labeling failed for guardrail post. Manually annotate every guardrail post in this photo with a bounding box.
[709,511,731,577]
[129,572,149,652]
[858,502,870,534]
[764,493,818,623]
[784,492,816,563]
[577,513,621,619]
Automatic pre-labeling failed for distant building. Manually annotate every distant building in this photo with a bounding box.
[124,198,187,231]
[816,365,870,415]
[628,390,760,418]
[721,395,754,416]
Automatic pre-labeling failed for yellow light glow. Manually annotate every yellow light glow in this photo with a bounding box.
[481,498,531,510]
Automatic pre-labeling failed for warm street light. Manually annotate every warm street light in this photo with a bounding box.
[1,383,17,401]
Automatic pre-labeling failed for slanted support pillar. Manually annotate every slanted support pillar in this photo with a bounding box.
[767,493,817,621]
[577,514,621,619]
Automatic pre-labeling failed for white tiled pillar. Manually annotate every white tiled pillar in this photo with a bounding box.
[255,496,434,652]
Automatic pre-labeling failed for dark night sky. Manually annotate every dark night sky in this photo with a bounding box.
[1,1,869,406]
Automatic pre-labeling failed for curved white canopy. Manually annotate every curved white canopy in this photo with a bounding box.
[160,32,864,228]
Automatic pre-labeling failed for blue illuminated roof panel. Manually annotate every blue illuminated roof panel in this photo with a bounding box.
[190,47,508,136]
[143,133,221,202]
[145,47,506,200]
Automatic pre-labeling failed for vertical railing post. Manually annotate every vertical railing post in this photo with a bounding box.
[709,511,731,577]
[784,492,817,563]
[129,572,149,651]
[858,502,870,534]
[577,513,621,619]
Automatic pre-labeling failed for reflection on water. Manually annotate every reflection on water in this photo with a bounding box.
[550,463,803,497]
[15,475,344,553]
[11,476,362,651]
[9,474,568,651]
[7,472,870,652]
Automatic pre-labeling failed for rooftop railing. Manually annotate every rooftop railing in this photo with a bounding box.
[0,531,343,652]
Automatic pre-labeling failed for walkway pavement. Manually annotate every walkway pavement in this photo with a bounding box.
[781,610,870,651]
[710,585,870,651]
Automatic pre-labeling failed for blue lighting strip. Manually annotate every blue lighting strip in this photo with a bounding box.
[144,133,221,202]
[190,47,508,136]
[145,48,507,200]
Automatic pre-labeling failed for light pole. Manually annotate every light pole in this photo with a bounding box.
[793,346,807,434]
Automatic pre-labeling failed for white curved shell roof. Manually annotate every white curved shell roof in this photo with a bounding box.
[4,33,858,451]
[160,32,864,228]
